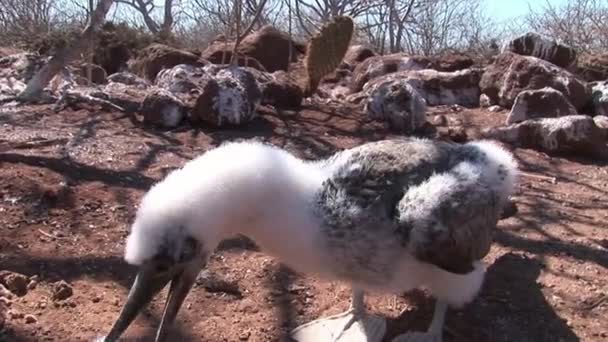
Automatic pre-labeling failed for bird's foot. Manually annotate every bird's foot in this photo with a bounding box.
[391,331,443,342]
[290,309,386,342]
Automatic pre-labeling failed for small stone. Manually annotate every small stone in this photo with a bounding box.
[239,331,251,340]
[24,314,37,324]
[432,115,448,126]
[0,284,13,299]
[488,105,502,112]
[0,271,29,296]
[27,279,38,290]
[91,295,101,303]
[9,310,24,319]
[0,296,12,307]
[51,280,73,301]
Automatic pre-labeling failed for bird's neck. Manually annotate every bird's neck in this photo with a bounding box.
[184,147,327,252]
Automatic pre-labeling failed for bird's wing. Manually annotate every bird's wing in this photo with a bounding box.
[396,161,503,274]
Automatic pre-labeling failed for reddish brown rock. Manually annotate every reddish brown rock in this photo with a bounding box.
[201,25,304,73]
[576,53,608,82]
[480,52,591,110]
[198,43,266,71]
[130,44,208,81]
[502,32,577,68]
[343,45,376,66]
[0,271,28,297]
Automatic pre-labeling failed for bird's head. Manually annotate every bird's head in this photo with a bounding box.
[102,180,215,342]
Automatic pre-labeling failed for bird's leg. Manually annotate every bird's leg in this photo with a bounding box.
[391,299,447,342]
[290,287,386,342]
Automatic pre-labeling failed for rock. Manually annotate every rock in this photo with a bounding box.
[350,53,475,93]
[488,105,503,112]
[95,82,147,112]
[0,271,29,297]
[140,88,185,128]
[502,32,577,68]
[51,280,73,301]
[156,63,210,94]
[130,44,207,81]
[480,52,591,110]
[0,284,13,299]
[479,93,494,107]
[343,45,376,66]
[24,314,37,324]
[71,63,107,84]
[107,72,150,88]
[0,53,80,98]
[484,115,608,159]
[258,70,303,108]
[363,68,482,107]
[576,53,608,82]
[593,115,608,140]
[8,310,23,319]
[201,25,304,72]
[191,66,262,126]
[590,81,608,116]
[197,43,266,71]
[365,78,427,133]
[0,53,46,81]
[506,87,578,124]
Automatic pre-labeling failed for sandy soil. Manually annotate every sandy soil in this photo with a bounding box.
[0,101,606,342]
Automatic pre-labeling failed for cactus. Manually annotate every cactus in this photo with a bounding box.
[304,16,354,96]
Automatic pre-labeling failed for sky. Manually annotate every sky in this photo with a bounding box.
[485,0,568,21]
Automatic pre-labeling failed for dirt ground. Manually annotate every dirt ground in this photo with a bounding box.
[0,101,606,342]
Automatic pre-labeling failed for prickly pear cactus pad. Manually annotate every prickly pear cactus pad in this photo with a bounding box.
[304,16,354,96]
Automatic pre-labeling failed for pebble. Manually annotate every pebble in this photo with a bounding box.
[239,331,251,340]
[0,271,29,296]
[24,314,37,324]
[51,280,73,301]
[0,284,13,299]
[8,310,24,319]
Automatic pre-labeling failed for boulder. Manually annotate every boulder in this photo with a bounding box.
[506,87,578,124]
[480,52,591,110]
[201,25,304,73]
[484,115,608,159]
[343,45,376,66]
[192,66,262,126]
[502,32,577,68]
[590,81,608,116]
[479,93,494,107]
[365,78,427,133]
[363,68,482,107]
[350,53,474,93]
[141,88,185,128]
[576,53,608,82]
[257,70,303,108]
[198,43,266,71]
[156,64,262,126]
[100,82,148,112]
[594,115,608,140]
[130,44,207,81]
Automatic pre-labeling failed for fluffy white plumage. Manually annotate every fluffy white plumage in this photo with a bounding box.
[126,138,516,304]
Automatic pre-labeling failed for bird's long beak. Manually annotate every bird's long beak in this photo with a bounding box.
[103,260,200,342]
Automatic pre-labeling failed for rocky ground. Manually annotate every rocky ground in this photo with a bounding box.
[0,101,606,342]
